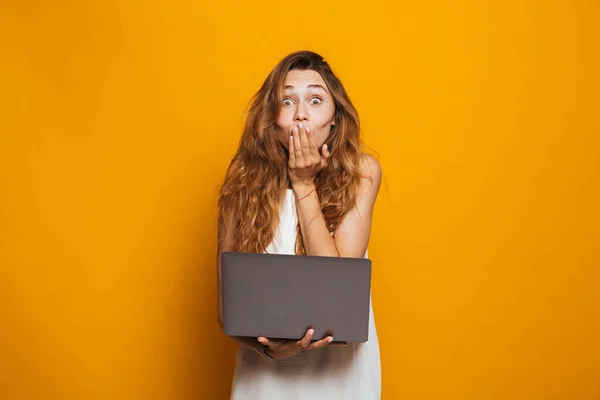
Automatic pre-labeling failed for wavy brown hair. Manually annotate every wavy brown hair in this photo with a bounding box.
[217,50,366,255]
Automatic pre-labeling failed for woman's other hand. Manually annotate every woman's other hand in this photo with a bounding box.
[288,123,331,187]
[257,328,345,359]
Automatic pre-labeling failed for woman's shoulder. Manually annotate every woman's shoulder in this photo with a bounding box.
[354,153,382,204]
[358,153,382,185]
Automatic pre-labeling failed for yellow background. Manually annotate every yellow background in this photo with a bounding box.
[1,1,599,398]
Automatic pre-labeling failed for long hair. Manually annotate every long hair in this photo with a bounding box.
[217,50,365,254]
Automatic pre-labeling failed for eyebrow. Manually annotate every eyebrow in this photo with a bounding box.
[284,84,328,93]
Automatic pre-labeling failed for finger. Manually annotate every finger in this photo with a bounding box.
[306,127,321,166]
[257,337,269,346]
[297,328,314,349]
[306,126,318,151]
[288,135,295,165]
[320,143,331,167]
[308,335,334,349]
[293,126,302,158]
[298,123,310,156]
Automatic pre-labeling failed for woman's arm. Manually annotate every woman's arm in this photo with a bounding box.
[294,154,382,258]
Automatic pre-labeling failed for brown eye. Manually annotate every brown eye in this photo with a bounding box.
[311,98,322,105]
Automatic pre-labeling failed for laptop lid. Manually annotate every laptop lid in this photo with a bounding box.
[221,251,371,343]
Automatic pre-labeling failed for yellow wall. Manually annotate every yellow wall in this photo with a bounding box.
[1,1,598,398]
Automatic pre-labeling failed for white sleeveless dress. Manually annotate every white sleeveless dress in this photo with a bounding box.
[229,189,381,400]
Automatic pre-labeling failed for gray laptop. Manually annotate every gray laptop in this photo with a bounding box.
[221,251,371,343]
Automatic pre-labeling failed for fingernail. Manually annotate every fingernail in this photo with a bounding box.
[324,144,328,151]
[305,126,310,133]
[328,337,333,343]
[293,127,298,134]
[309,329,314,334]
[299,123,304,129]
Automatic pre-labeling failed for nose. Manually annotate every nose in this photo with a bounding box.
[294,103,309,122]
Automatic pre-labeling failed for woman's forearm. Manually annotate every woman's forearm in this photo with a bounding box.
[293,183,339,257]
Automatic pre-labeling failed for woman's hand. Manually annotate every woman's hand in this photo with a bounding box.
[288,123,331,187]
[257,328,344,359]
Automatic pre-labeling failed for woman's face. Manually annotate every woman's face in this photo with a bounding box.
[276,69,336,150]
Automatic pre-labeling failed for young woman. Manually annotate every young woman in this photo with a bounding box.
[216,50,382,399]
